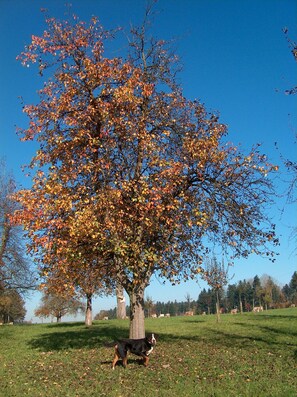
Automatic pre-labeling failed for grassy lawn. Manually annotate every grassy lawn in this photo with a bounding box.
[1,308,296,397]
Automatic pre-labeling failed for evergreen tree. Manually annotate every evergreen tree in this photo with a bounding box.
[197,288,215,314]
[226,283,238,311]
[282,284,292,303]
[289,271,297,304]
[201,257,231,321]
[245,281,254,311]
[252,275,262,307]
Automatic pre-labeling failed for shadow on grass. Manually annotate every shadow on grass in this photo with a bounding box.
[234,320,297,338]
[205,327,297,349]
[27,320,196,352]
[46,322,88,328]
[253,314,297,320]
[156,316,297,351]
[27,314,297,355]
[27,323,129,352]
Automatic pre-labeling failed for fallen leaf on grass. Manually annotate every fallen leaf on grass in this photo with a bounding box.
[162,364,170,369]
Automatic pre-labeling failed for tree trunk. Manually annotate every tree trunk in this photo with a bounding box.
[0,216,10,267]
[239,295,243,314]
[116,285,126,319]
[216,290,221,323]
[85,294,92,327]
[128,287,145,339]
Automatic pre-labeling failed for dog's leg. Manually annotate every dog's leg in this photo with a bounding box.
[117,343,128,368]
[122,355,128,368]
[112,345,120,370]
[143,355,149,367]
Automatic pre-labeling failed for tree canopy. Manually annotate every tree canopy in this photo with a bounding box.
[14,10,279,337]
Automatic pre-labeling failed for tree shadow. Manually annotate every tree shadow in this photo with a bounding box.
[196,318,297,356]
[27,323,128,351]
[153,316,297,353]
[253,314,297,320]
[45,321,87,329]
[234,320,297,338]
[27,316,297,360]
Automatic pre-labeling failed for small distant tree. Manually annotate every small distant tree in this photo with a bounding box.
[201,257,231,322]
[94,310,109,320]
[41,256,113,327]
[185,293,192,311]
[144,295,155,317]
[35,292,84,323]
[260,275,281,309]
[0,287,26,323]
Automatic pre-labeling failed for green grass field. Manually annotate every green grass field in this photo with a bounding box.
[1,308,296,397]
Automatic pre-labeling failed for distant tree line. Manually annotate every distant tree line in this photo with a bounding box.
[95,272,297,319]
[197,272,296,315]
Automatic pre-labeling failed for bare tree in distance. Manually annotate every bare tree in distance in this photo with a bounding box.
[0,159,37,293]
[201,257,232,322]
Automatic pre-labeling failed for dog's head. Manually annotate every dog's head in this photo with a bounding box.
[147,333,157,345]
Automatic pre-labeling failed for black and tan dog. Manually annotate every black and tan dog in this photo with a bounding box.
[106,333,157,369]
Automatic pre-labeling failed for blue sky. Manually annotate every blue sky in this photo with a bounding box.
[0,0,296,322]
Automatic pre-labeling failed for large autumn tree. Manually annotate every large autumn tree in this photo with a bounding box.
[14,10,278,338]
